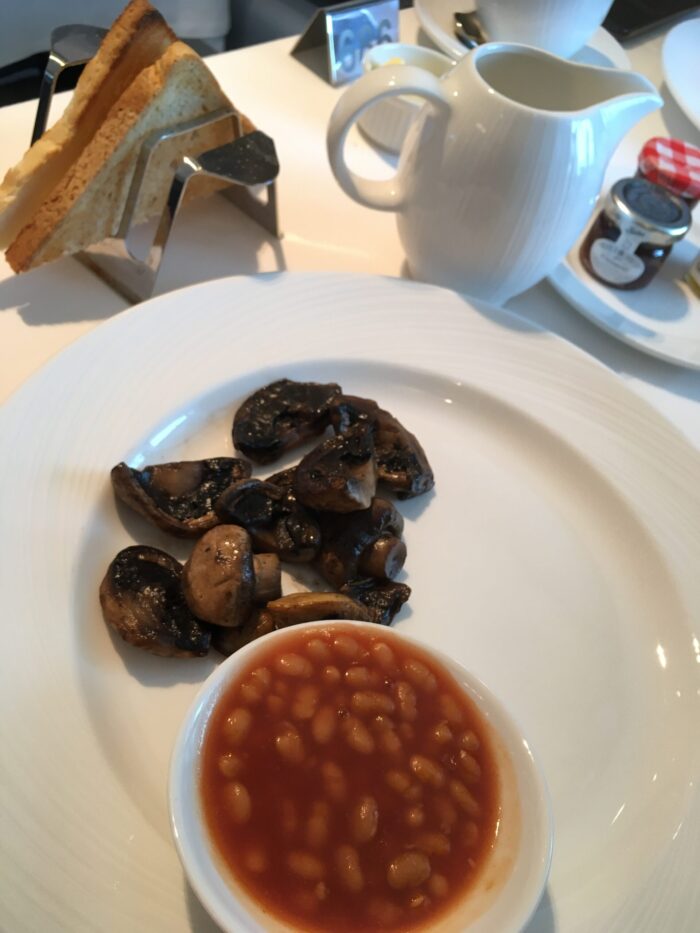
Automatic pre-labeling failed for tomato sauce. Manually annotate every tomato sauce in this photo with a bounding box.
[200,625,500,931]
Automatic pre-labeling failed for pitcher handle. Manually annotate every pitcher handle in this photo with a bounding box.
[327,65,451,212]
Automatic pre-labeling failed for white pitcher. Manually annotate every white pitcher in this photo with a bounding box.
[327,44,661,304]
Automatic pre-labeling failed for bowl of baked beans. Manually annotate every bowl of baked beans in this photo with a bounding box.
[169,621,552,932]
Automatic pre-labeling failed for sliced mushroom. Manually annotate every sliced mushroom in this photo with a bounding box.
[331,395,434,499]
[111,457,251,537]
[99,546,211,657]
[257,592,373,629]
[215,477,321,563]
[233,379,342,464]
[340,579,411,626]
[317,497,406,588]
[182,525,281,627]
[211,611,276,657]
[294,422,377,513]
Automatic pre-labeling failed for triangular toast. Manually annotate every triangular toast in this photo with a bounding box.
[0,0,175,249]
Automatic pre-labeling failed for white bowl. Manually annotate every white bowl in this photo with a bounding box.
[169,620,552,932]
[357,42,455,154]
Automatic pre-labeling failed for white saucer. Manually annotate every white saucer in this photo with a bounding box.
[663,19,700,131]
[414,0,631,68]
[550,230,700,369]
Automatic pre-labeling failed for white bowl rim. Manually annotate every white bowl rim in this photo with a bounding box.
[169,619,553,933]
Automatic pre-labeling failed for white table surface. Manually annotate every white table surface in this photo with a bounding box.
[0,8,699,448]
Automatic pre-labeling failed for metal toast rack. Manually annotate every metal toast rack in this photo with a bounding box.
[32,25,281,303]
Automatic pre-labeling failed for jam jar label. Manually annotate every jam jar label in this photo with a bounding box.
[589,233,646,285]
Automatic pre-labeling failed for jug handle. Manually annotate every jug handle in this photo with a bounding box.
[327,65,451,211]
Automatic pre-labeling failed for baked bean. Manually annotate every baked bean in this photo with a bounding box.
[449,779,481,817]
[351,690,395,716]
[463,821,479,848]
[344,666,378,689]
[281,799,298,835]
[386,770,412,795]
[335,844,364,892]
[387,851,431,890]
[367,897,401,925]
[433,796,458,833]
[244,846,268,874]
[311,705,337,744]
[315,882,329,902]
[370,641,397,672]
[275,653,313,678]
[275,679,290,697]
[292,684,320,720]
[439,693,464,725]
[275,723,305,764]
[458,749,482,783]
[351,795,379,844]
[218,752,244,779]
[408,893,428,909]
[403,657,438,693]
[266,694,285,716]
[305,638,332,664]
[343,715,375,754]
[333,635,362,660]
[322,761,347,802]
[415,831,451,856]
[322,665,341,686]
[428,874,449,898]
[223,707,252,746]
[288,850,325,881]
[410,754,445,788]
[306,800,331,848]
[459,729,480,753]
[394,681,418,722]
[377,727,402,756]
[399,722,416,742]
[432,720,453,744]
[239,667,272,705]
[223,782,251,824]
[405,806,425,828]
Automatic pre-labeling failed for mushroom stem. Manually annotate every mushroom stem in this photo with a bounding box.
[253,553,282,603]
[358,535,407,580]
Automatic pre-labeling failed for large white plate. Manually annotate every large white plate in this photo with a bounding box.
[0,272,698,933]
[663,18,700,131]
[414,0,631,68]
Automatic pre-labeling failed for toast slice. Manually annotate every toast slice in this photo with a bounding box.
[7,39,253,272]
[0,0,175,249]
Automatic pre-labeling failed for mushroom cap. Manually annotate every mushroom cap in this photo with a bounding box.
[340,579,411,626]
[294,422,378,513]
[233,379,342,464]
[99,545,211,658]
[331,395,435,499]
[317,497,405,588]
[182,525,255,627]
[216,477,322,563]
[111,457,251,537]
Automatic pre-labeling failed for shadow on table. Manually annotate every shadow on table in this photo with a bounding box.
[0,257,128,325]
[0,195,286,325]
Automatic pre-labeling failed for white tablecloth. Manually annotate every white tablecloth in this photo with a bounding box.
[0,8,698,448]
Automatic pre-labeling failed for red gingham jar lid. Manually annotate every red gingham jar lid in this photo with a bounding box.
[637,137,700,201]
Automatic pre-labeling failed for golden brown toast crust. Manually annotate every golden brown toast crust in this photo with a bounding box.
[0,0,174,248]
[7,42,247,271]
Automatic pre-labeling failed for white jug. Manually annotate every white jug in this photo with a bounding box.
[327,44,661,304]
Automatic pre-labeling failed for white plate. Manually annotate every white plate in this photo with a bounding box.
[663,19,700,131]
[414,0,631,68]
[0,272,698,933]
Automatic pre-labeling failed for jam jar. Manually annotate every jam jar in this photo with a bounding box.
[637,137,700,211]
[580,177,691,290]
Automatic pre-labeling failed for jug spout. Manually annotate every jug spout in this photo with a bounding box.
[595,70,662,154]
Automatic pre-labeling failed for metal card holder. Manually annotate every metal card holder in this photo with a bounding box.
[32,25,281,304]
